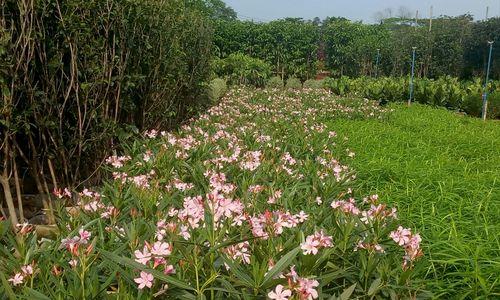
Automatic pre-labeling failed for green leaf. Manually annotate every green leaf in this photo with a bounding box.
[340,283,357,300]
[367,278,382,296]
[0,270,16,300]
[261,246,300,288]
[22,288,52,300]
[221,256,254,288]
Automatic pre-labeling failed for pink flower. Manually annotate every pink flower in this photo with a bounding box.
[164,264,176,275]
[21,264,33,276]
[301,231,333,255]
[134,246,152,265]
[134,271,154,289]
[151,241,172,257]
[69,259,78,267]
[390,226,412,246]
[301,235,320,255]
[268,284,292,300]
[8,273,24,286]
[297,278,319,299]
[78,229,91,244]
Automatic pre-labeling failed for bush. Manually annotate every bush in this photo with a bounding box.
[266,76,285,89]
[285,77,302,89]
[463,92,500,119]
[0,0,213,192]
[208,78,227,103]
[323,76,351,96]
[215,53,272,87]
[303,79,324,89]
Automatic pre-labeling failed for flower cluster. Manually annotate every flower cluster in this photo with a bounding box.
[301,230,334,255]
[60,228,92,256]
[7,263,35,286]
[268,266,320,300]
[249,210,308,239]
[133,241,175,289]
[390,226,423,269]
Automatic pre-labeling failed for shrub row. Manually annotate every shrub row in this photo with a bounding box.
[323,76,500,119]
[0,0,213,194]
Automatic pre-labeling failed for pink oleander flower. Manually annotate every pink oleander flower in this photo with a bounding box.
[301,230,333,255]
[268,284,292,300]
[297,278,319,300]
[268,190,282,204]
[331,198,360,215]
[53,187,72,199]
[151,241,172,257]
[389,226,412,246]
[8,273,24,286]
[69,259,78,267]
[134,246,152,265]
[20,264,33,276]
[224,241,251,264]
[301,235,320,255]
[78,228,91,244]
[134,271,154,289]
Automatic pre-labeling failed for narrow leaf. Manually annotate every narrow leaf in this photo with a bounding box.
[262,246,300,287]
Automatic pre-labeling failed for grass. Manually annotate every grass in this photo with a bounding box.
[327,104,500,298]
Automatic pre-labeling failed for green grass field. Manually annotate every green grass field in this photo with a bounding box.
[328,104,500,298]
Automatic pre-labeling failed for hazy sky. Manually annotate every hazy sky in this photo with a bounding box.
[224,0,500,23]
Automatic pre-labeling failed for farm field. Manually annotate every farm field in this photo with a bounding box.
[329,105,500,298]
[2,1,500,299]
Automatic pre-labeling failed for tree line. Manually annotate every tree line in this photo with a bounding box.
[213,15,500,81]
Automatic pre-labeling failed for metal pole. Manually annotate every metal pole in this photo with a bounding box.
[409,47,416,106]
[375,48,381,78]
[482,41,494,120]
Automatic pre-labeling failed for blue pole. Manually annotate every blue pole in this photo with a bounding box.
[409,47,416,106]
[375,48,381,78]
[482,41,494,120]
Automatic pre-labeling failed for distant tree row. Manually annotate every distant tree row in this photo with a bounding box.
[213,15,500,80]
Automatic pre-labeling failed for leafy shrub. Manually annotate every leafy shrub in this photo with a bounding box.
[208,78,227,103]
[323,76,500,119]
[266,76,285,89]
[303,79,324,89]
[0,0,213,193]
[323,76,351,96]
[215,53,272,87]
[285,77,302,89]
[487,92,500,119]
[463,92,500,118]
[462,93,483,117]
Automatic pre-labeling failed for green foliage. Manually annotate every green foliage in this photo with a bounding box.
[323,77,351,96]
[0,0,213,185]
[208,78,227,103]
[266,76,285,89]
[323,76,500,119]
[285,77,302,89]
[214,53,272,87]
[214,19,319,80]
[215,15,499,80]
[329,104,500,298]
[322,18,391,77]
[303,79,324,89]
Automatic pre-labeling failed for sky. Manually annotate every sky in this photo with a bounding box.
[224,0,500,23]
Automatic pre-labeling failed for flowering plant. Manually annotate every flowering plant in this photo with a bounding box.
[0,88,425,299]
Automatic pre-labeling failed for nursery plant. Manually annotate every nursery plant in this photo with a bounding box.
[0,88,427,299]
